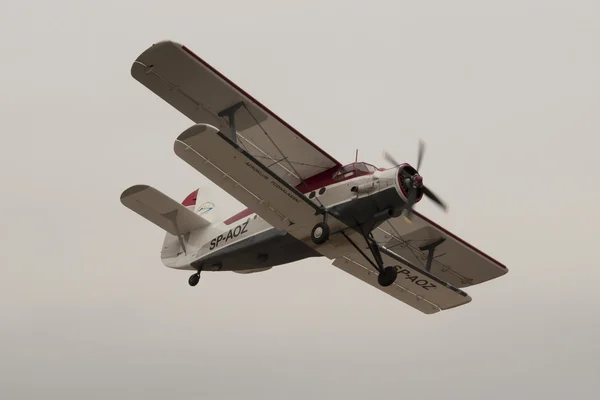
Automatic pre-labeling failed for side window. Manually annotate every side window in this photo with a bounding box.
[333,166,353,180]
[355,163,370,173]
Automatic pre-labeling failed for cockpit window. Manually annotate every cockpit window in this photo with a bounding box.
[332,165,356,180]
[354,163,370,173]
[332,163,376,180]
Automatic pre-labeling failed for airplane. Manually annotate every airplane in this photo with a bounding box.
[120,40,508,314]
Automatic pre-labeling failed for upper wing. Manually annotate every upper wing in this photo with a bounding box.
[372,212,508,288]
[120,185,210,235]
[131,40,341,187]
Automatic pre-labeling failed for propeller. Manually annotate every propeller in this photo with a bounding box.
[416,139,425,171]
[382,140,447,223]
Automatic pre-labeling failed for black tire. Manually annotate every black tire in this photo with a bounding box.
[311,222,330,245]
[377,266,398,287]
[188,273,200,287]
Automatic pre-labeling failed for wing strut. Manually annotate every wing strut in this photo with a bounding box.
[341,227,395,286]
[419,238,446,272]
[341,231,381,272]
[218,101,244,145]
[218,100,338,241]
[239,103,326,208]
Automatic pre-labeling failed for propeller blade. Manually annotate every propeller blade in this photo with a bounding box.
[382,151,400,167]
[402,186,418,223]
[416,139,425,171]
[422,186,447,211]
[408,186,417,206]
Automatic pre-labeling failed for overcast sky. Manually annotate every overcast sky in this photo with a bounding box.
[1,0,599,399]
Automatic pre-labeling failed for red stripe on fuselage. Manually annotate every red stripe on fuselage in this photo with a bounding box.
[223,208,254,225]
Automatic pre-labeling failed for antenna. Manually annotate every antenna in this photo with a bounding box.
[355,149,358,162]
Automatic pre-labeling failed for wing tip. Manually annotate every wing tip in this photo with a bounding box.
[130,40,184,78]
[120,184,151,203]
[174,124,220,153]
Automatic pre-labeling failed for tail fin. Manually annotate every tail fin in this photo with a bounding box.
[181,188,218,220]
[120,185,211,236]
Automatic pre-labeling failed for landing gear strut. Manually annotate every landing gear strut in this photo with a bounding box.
[341,229,398,287]
[188,271,201,287]
[311,208,332,245]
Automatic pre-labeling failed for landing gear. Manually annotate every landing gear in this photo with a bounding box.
[311,221,330,245]
[341,230,399,288]
[188,271,201,287]
[377,266,398,287]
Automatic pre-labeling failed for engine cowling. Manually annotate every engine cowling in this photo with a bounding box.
[396,163,424,203]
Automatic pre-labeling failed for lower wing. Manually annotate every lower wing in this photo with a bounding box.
[332,230,471,314]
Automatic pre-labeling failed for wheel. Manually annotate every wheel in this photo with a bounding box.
[377,266,398,287]
[188,272,200,287]
[311,222,330,245]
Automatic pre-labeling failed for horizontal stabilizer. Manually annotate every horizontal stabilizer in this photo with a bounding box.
[120,185,210,236]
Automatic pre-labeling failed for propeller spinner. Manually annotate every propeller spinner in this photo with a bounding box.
[383,140,447,222]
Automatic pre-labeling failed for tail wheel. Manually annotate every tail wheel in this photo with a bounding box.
[188,272,200,287]
[311,222,330,245]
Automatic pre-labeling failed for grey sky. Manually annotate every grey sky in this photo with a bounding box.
[1,0,599,398]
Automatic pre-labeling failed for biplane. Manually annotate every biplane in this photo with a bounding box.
[120,40,508,314]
